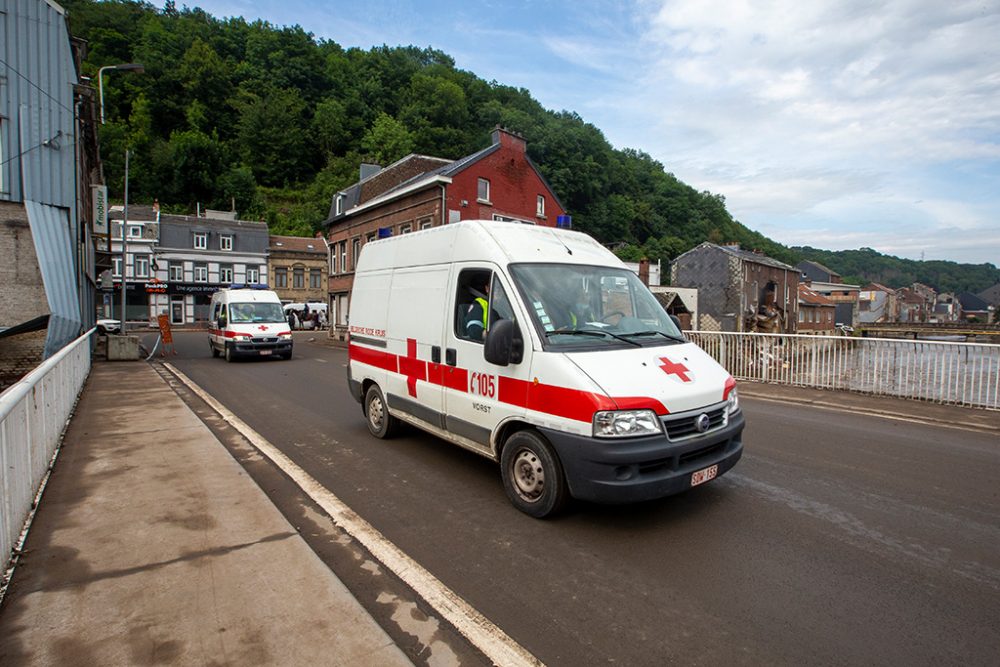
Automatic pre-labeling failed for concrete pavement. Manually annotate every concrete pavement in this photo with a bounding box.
[0,360,413,666]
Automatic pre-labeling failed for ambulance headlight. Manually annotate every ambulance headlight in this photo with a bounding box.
[727,388,740,415]
[593,410,662,438]
[279,333,292,340]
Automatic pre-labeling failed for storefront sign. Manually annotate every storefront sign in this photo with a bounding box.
[92,185,109,235]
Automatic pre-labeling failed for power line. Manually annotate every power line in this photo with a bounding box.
[0,57,77,115]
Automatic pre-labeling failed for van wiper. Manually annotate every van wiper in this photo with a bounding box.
[622,330,687,343]
[545,329,642,347]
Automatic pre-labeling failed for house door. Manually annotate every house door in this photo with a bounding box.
[170,296,185,324]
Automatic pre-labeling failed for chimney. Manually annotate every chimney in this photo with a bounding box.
[639,258,650,286]
[359,163,382,181]
[491,125,526,153]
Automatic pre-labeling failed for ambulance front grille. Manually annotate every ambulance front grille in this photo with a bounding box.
[662,405,727,441]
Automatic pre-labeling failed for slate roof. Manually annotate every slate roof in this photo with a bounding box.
[269,235,326,254]
[977,283,1000,306]
[957,292,990,312]
[713,243,798,271]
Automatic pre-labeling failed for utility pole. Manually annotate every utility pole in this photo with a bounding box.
[120,149,129,330]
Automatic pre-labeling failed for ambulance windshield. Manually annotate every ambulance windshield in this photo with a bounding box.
[509,264,685,349]
[228,302,285,324]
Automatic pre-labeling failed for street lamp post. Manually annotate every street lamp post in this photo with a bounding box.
[97,63,144,124]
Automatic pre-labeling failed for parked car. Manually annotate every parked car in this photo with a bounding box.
[96,318,121,335]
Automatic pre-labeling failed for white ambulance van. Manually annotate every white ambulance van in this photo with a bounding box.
[208,286,293,361]
[347,221,744,517]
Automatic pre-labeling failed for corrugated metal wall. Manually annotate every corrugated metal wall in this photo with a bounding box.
[1,0,83,355]
[2,0,77,206]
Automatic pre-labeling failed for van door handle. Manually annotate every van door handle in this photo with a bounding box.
[445,348,457,366]
[431,346,441,363]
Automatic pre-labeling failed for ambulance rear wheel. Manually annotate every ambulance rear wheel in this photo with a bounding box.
[501,430,568,518]
[365,384,398,438]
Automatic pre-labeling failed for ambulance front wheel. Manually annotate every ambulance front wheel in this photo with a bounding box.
[501,430,568,518]
[211,342,219,358]
[365,384,399,438]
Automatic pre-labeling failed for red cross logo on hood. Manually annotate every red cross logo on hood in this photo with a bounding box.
[659,357,692,382]
[258,325,268,331]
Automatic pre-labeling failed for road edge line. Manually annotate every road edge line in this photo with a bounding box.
[163,363,543,667]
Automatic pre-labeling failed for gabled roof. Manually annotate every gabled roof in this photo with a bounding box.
[798,283,835,306]
[864,282,895,293]
[676,242,798,271]
[269,235,326,253]
[798,259,841,278]
[957,292,990,311]
[977,283,1000,306]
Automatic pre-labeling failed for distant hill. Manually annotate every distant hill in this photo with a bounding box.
[789,246,1000,294]
[63,0,997,294]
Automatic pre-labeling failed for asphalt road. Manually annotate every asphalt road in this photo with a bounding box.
[160,330,1000,666]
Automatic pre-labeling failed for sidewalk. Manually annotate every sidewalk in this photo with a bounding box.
[0,360,412,666]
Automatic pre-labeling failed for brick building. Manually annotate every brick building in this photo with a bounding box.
[671,243,799,333]
[797,284,836,333]
[324,127,566,339]
[268,234,328,305]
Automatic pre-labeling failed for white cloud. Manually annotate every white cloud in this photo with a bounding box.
[587,0,1000,262]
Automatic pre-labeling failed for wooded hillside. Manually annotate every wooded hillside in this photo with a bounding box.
[64,0,999,294]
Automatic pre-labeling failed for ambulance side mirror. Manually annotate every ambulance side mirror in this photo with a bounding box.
[484,319,523,366]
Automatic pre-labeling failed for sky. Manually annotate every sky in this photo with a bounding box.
[188,0,1000,265]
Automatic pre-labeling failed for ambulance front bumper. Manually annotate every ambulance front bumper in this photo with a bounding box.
[230,338,292,357]
[540,411,744,504]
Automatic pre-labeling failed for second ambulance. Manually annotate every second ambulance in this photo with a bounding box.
[347,220,744,517]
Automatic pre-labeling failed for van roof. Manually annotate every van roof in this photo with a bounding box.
[355,220,620,272]
[211,288,281,303]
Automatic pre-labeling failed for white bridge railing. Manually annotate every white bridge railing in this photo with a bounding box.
[686,331,1000,410]
[1,330,93,576]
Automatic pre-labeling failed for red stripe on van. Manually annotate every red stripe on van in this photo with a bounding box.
[351,343,667,422]
[349,343,398,372]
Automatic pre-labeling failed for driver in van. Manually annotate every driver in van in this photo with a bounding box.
[463,275,491,340]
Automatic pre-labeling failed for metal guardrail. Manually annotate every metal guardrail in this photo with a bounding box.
[1,329,93,576]
[687,331,1000,410]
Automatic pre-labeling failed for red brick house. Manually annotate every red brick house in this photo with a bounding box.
[797,283,836,333]
[323,127,566,339]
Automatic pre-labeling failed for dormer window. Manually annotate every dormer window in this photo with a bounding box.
[336,194,344,216]
[220,235,233,251]
[194,232,207,250]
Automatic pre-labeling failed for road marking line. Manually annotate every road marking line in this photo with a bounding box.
[164,363,542,667]
[315,358,328,363]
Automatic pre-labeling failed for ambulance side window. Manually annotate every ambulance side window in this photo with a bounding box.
[454,269,492,343]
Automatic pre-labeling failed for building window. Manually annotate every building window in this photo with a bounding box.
[247,267,260,284]
[536,195,545,217]
[220,265,234,283]
[335,194,344,216]
[128,224,142,239]
[400,223,412,234]
[337,294,348,326]
[194,263,208,282]
[135,256,149,278]
[194,232,207,250]
[352,238,360,270]
[477,178,490,203]
[293,267,305,289]
[310,269,322,289]
[418,217,433,230]
[112,256,122,277]
[169,262,183,281]
[340,242,347,273]
[275,268,288,288]
[220,235,233,251]
[331,247,339,275]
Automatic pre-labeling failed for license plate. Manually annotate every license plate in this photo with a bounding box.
[691,464,718,487]
[259,349,272,356]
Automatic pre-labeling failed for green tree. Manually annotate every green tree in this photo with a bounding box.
[361,112,415,165]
